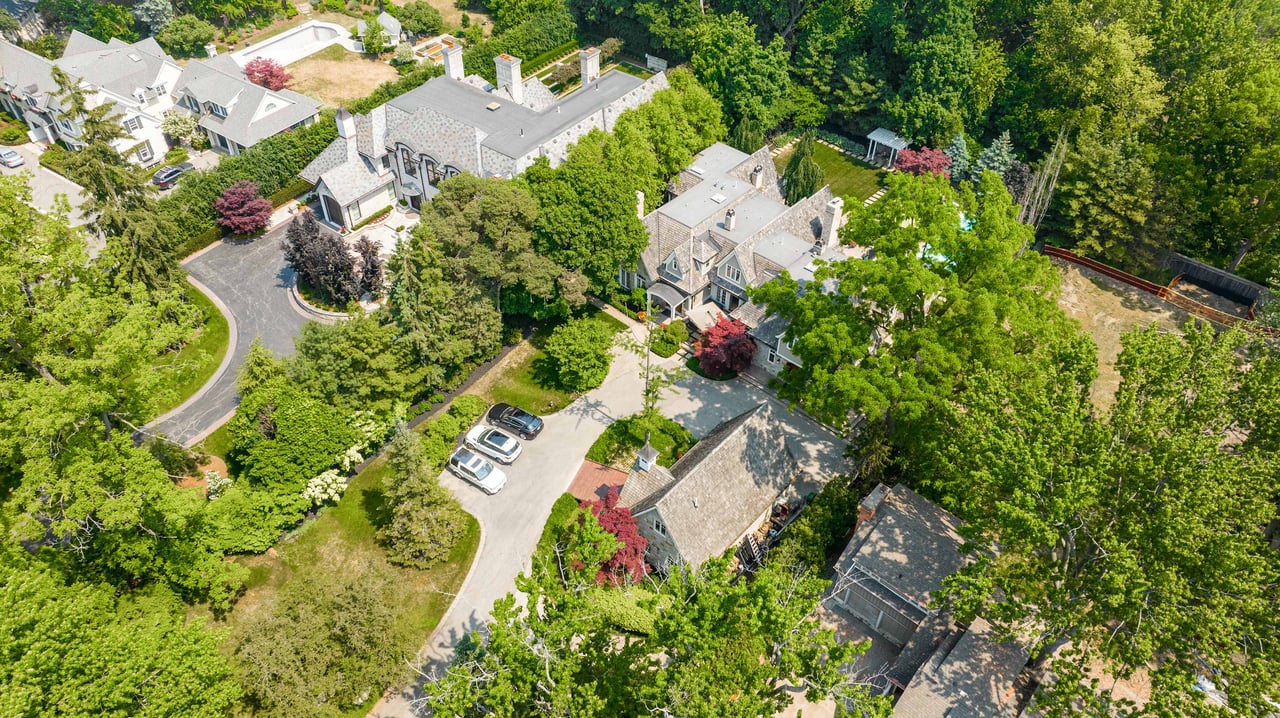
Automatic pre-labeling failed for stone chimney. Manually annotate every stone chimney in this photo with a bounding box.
[855,483,891,531]
[636,432,658,472]
[442,41,464,81]
[750,164,764,189]
[636,190,645,219]
[495,53,523,105]
[821,196,844,249]
[579,46,601,84]
[335,107,355,139]
[724,208,737,231]
[204,42,218,58]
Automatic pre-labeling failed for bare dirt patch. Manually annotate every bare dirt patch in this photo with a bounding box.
[1054,260,1188,408]
[287,46,400,107]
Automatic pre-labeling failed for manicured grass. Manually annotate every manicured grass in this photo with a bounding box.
[195,421,234,464]
[775,141,887,203]
[586,412,696,470]
[144,282,231,421]
[481,306,628,414]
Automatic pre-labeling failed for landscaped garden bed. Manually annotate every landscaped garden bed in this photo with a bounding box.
[586,412,696,470]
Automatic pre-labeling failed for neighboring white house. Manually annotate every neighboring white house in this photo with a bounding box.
[356,12,403,46]
[0,32,182,165]
[171,53,320,156]
[301,46,667,228]
[0,31,321,162]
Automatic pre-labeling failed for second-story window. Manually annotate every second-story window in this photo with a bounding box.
[123,116,142,132]
[721,263,742,284]
[207,103,227,118]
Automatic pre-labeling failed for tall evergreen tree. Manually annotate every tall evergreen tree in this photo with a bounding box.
[970,130,1015,181]
[944,132,971,179]
[782,132,824,204]
[377,426,467,568]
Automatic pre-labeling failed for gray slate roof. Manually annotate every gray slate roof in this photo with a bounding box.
[620,404,799,568]
[833,483,966,612]
[892,617,1028,717]
[388,69,646,160]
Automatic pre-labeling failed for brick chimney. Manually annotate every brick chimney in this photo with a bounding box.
[495,53,523,105]
[821,196,844,249]
[856,483,891,531]
[724,208,737,231]
[579,46,601,84]
[442,41,463,81]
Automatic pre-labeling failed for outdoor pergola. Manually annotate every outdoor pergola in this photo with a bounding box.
[866,127,909,168]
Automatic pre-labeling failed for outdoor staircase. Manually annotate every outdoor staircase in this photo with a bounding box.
[738,534,765,573]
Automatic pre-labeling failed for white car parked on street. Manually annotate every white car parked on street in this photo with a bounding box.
[464,425,523,464]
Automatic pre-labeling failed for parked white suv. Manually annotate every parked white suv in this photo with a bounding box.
[447,447,508,494]
[465,425,522,464]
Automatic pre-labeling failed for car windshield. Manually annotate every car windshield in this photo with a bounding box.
[472,461,492,479]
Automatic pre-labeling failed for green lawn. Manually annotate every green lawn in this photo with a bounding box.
[586,412,696,470]
[482,306,628,414]
[143,282,231,421]
[775,141,887,203]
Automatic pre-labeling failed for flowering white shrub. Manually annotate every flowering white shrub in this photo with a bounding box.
[339,445,365,472]
[303,470,347,507]
[205,470,231,499]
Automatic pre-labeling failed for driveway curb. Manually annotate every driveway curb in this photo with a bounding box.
[143,275,239,446]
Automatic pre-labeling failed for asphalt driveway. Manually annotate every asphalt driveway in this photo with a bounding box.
[371,322,848,717]
[0,143,89,227]
[148,224,308,445]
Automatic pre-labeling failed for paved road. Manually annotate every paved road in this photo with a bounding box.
[149,224,307,445]
[371,323,848,717]
[0,143,89,227]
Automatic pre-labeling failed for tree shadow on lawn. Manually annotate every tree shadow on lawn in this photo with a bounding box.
[360,486,393,532]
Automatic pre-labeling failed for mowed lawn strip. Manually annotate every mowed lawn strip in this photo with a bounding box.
[144,281,231,420]
[774,141,887,203]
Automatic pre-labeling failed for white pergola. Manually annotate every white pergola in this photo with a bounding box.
[866,127,909,168]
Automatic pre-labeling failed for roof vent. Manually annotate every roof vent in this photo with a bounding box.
[485,101,501,111]
[710,193,726,204]
[128,52,141,62]
[689,165,704,176]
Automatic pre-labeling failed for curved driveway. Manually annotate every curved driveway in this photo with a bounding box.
[150,225,307,445]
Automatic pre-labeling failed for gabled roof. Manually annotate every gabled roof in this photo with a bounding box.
[620,404,799,568]
[357,12,401,39]
[833,484,966,612]
[63,31,108,57]
[174,57,320,147]
[892,617,1028,717]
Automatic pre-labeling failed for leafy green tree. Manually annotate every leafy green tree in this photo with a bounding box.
[377,426,467,568]
[944,132,970,178]
[389,0,443,36]
[1046,134,1158,268]
[544,316,616,392]
[226,377,357,491]
[385,229,503,383]
[752,171,1066,440]
[361,14,391,55]
[923,323,1280,715]
[237,337,286,397]
[161,108,202,146]
[235,558,412,717]
[526,131,651,295]
[0,550,241,718]
[687,12,792,129]
[156,14,217,57]
[288,313,426,416]
[421,173,570,316]
[23,32,66,58]
[728,113,765,152]
[782,131,824,204]
[970,130,1015,181]
[424,553,889,716]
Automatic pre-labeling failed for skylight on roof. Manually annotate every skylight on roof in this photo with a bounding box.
[689,165,704,176]
[710,193,726,204]
[485,101,501,111]
[128,53,141,62]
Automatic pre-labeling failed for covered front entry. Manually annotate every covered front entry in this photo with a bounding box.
[646,282,688,319]
[320,193,344,227]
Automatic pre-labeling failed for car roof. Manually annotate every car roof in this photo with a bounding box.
[0,148,18,155]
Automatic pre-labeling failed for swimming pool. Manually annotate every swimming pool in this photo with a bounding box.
[230,20,354,69]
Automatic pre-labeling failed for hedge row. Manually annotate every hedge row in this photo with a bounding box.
[462,8,577,83]
[163,115,337,258]
[524,39,581,77]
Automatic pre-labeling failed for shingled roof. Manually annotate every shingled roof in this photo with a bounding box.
[619,404,800,568]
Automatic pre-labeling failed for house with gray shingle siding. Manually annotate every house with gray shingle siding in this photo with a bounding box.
[617,404,799,572]
[300,46,668,227]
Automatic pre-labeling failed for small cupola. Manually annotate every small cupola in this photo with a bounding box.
[636,432,658,472]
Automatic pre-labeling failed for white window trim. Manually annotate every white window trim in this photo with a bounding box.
[767,348,780,365]
[351,202,362,221]
[123,116,142,132]
[721,263,742,284]
[136,140,154,162]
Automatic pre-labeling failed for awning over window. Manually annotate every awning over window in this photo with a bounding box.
[646,282,686,311]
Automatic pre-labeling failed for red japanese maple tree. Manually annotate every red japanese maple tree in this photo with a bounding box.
[244,58,291,91]
[214,180,273,235]
[894,146,952,178]
[695,315,757,377]
[582,486,648,584]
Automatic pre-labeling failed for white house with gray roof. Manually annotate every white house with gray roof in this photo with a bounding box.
[171,53,320,156]
[356,12,402,46]
[618,403,799,572]
[623,142,848,338]
[1,31,320,164]
[300,46,667,228]
[0,32,181,165]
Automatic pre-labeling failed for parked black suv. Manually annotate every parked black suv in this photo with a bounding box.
[486,403,544,439]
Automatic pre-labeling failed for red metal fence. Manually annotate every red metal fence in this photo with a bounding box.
[1041,246,1278,338]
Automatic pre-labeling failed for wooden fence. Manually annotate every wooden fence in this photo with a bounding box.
[1041,246,1278,338]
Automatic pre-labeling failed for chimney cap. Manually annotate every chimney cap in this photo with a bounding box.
[754,164,763,172]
